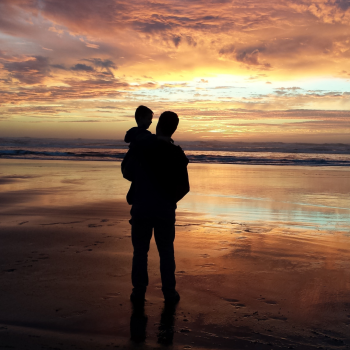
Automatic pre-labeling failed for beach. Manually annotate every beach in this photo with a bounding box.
[1,159,350,349]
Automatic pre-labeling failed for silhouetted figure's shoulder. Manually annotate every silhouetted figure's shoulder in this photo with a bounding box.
[170,143,189,166]
[124,127,152,143]
[131,137,188,166]
[158,140,189,168]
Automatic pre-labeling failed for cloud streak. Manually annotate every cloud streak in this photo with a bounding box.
[1,0,350,141]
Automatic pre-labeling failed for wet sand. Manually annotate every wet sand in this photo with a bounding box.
[1,159,350,349]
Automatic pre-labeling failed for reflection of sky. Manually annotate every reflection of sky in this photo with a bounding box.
[179,164,350,231]
[2,160,349,232]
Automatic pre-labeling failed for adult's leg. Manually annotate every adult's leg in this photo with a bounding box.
[131,218,153,295]
[154,219,176,296]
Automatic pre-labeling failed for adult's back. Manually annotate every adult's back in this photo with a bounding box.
[127,137,189,209]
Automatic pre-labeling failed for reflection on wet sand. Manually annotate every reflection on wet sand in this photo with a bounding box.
[130,302,177,345]
[130,305,147,343]
[182,163,350,231]
[157,303,177,345]
[1,159,350,349]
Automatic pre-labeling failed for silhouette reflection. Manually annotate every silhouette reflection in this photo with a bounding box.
[130,304,148,343]
[130,302,178,345]
[157,302,177,345]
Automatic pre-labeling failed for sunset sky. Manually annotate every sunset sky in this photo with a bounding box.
[1,0,350,142]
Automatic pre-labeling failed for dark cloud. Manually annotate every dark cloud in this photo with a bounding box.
[3,56,50,84]
[219,45,272,69]
[133,19,175,34]
[172,35,181,48]
[237,49,260,65]
[51,59,117,77]
[71,63,95,72]
[185,35,197,47]
[219,44,235,55]
[335,0,350,11]
[236,48,271,69]
[83,58,117,77]
[85,58,116,69]
[51,64,66,70]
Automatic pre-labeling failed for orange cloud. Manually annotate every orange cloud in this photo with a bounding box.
[1,0,350,141]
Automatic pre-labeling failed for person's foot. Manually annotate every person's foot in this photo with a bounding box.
[164,290,180,304]
[130,291,146,306]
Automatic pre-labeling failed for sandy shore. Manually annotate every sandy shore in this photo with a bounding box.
[1,159,350,349]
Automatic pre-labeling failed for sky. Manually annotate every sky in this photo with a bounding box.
[0,0,350,143]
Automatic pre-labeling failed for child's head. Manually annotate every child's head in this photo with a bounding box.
[135,105,153,129]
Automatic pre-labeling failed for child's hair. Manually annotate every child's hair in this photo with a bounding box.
[135,105,153,123]
[157,111,179,136]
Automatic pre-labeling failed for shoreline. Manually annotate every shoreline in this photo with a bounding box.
[2,155,350,167]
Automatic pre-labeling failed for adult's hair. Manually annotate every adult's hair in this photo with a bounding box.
[135,105,153,122]
[157,111,179,137]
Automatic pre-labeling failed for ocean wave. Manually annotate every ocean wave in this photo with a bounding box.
[186,154,350,166]
[1,137,350,154]
[0,149,125,160]
[1,148,350,166]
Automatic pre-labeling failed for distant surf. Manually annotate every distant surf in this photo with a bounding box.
[1,137,350,166]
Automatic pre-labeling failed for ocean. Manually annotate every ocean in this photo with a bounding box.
[1,137,350,166]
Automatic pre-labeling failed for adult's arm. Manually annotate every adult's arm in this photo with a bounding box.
[174,165,190,203]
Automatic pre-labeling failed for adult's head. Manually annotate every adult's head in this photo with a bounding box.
[135,105,153,128]
[156,111,179,137]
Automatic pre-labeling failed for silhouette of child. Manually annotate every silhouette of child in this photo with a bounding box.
[123,105,154,205]
[124,105,153,145]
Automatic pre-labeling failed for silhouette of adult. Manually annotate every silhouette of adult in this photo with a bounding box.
[122,111,190,304]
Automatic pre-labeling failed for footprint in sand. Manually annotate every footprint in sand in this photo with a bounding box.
[100,219,109,222]
[232,303,246,308]
[201,263,216,268]
[214,247,229,251]
[222,298,245,308]
[102,292,121,300]
[270,315,287,321]
[222,298,239,303]
[60,310,87,319]
[199,253,210,258]
[88,224,103,228]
